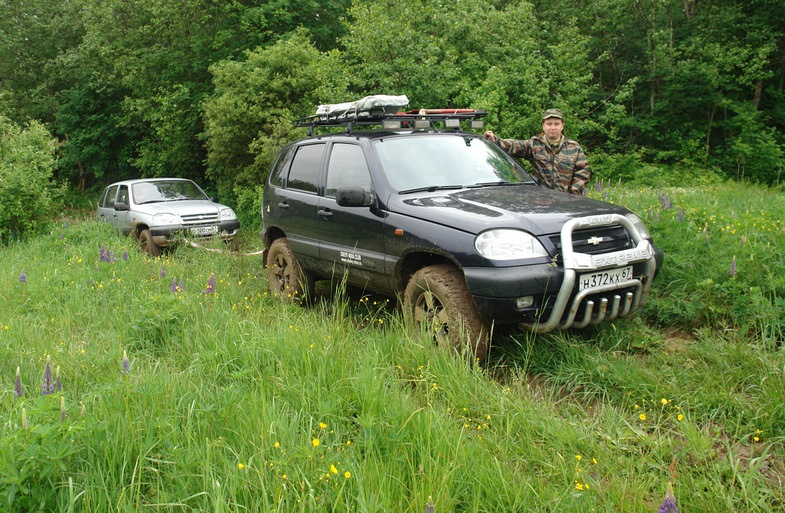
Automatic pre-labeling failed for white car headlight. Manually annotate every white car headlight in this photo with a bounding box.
[475,229,549,260]
[153,213,181,225]
[626,213,652,239]
[220,208,237,220]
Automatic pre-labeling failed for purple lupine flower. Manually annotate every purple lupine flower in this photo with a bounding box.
[205,273,216,294]
[41,355,54,395]
[657,484,678,513]
[100,245,109,262]
[595,181,603,192]
[19,270,27,283]
[54,366,62,392]
[729,256,737,277]
[170,278,178,293]
[122,249,128,261]
[122,350,130,374]
[678,207,684,222]
[14,366,24,398]
[60,396,67,422]
[160,266,167,278]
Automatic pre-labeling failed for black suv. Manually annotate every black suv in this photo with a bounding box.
[262,109,663,360]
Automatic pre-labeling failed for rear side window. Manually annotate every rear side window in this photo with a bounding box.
[325,144,371,197]
[269,146,295,187]
[287,144,324,193]
[100,185,119,208]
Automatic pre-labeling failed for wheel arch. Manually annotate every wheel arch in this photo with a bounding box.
[261,226,286,267]
[396,251,463,295]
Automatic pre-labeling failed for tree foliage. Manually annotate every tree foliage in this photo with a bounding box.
[203,28,347,201]
[0,116,61,239]
[0,0,783,213]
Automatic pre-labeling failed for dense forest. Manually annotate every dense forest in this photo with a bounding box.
[1,0,784,228]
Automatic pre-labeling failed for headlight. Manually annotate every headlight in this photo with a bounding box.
[153,213,181,225]
[220,208,237,220]
[626,213,652,239]
[475,229,549,260]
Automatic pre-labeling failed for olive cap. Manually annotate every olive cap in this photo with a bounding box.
[542,108,564,120]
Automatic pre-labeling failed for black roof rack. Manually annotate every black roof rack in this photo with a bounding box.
[294,109,487,137]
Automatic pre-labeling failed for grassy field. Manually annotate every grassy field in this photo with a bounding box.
[1,182,784,512]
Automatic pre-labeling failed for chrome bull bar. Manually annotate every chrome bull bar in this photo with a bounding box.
[525,214,657,333]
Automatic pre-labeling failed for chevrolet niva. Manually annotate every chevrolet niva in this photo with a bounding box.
[97,178,239,256]
[261,99,663,361]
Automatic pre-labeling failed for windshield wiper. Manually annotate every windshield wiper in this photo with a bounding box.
[469,181,521,187]
[398,184,464,194]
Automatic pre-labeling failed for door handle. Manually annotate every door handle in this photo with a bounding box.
[318,209,333,218]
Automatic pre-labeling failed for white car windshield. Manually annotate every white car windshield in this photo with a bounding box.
[373,134,533,192]
[132,180,208,204]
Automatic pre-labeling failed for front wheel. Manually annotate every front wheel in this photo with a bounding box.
[139,228,161,257]
[403,264,489,362]
[267,237,314,302]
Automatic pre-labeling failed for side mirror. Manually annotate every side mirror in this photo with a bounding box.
[210,196,219,203]
[114,202,129,211]
[336,187,373,207]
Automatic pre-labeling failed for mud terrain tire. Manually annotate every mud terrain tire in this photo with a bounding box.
[267,237,315,302]
[404,264,489,361]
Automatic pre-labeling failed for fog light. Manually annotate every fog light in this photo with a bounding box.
[516,296,534,309]
[444,118,460,128]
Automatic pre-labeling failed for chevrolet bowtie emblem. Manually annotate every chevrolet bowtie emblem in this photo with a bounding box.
[587,236,604,245]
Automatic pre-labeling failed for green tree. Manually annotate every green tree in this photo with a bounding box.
[0,115,61,239]
[203,29,348,203]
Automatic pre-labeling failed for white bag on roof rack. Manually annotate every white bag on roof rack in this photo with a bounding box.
[315,95,409,119]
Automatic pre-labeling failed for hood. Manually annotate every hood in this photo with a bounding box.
[134,200,225,216]
[389,184,631,235]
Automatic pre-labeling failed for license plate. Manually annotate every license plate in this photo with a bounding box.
[190,226,218,236]
[579,266,633,291]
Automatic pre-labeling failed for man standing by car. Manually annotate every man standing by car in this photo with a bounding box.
[484,108,591,195]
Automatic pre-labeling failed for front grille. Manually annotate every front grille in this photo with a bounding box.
[549,226,632,256]
[181,212,219,226]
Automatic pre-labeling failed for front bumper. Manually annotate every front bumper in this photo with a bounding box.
[150,219,240,246]
[464,214,663,332]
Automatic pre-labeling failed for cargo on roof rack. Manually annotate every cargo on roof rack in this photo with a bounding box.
[295,95,487,135]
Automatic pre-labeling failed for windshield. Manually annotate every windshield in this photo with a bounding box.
[372,134,534,192]
[132,180,208,204]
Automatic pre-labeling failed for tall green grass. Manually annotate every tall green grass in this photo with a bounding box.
[1,182,783,512]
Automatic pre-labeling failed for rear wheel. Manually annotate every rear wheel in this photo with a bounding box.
[267,237,314,302]
[403,264,489,362]
[139,228,161,257]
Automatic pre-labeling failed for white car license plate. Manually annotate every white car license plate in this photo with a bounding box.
[579,266,633,291]
[191,226,218,236]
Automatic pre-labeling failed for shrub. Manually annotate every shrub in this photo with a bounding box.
[0,115,61,240]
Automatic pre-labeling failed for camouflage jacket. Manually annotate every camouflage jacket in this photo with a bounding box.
[497,134,590,195]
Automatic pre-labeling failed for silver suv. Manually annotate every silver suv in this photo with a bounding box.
[96,178,239,255]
